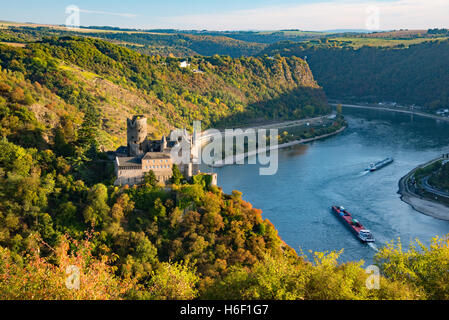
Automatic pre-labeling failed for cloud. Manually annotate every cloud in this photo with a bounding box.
[160,0,449,31]
[79,9,137,19]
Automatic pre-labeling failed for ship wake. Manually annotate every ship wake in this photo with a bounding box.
[368,242,379,252]
[357,170,369,177]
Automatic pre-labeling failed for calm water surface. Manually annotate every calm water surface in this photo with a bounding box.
[208,107,449,263]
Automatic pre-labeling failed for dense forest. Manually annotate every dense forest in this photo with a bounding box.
[262,39,449,110]
[1,26,326,54]
[1,27,266,57]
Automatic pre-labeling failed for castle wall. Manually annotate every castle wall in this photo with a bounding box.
[142,156,173,184]
[115,168,144,186]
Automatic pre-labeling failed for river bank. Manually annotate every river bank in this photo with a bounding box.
[398,156,449,221]
[332,103,449,123]
[211,126,347,167]
[197,115,333,146]
[346,101,449,221]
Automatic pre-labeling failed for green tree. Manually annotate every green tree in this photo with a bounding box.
[0,139,33,176]
[144,170,158,187]
[143,262,199,300]
[375,236,449,299]
[77,106,100,151]
[336,104,343,115]
[83,183,109,227]
[171,164,183,185]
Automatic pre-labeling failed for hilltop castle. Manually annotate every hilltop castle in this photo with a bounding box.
[114,115,216,186]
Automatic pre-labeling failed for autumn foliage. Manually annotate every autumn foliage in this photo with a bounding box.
[0,234,136,299]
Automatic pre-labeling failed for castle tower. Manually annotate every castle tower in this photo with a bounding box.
[127,115,147,156]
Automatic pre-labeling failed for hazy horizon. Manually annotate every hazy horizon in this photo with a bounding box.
[1,0,448,31]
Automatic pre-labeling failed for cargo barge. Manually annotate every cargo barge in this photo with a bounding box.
[331,206,375,242]
[366,157,394,172]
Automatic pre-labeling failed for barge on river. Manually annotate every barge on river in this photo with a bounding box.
[331,206,375,242]
[366,157,394,172]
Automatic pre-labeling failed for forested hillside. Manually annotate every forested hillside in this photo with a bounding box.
[0,26,327,57]
[262,39,449,110]
[1,26,267,57]
[77,27,326,44]
[0,36,328,148]
[84,32,267,57]
[5,26,449,113]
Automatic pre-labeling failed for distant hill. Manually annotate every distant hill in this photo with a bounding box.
[262,38,449,110]
[3,24,449,112]
[0,24,328,56]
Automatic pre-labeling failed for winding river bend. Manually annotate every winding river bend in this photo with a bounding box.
[210,106,449,263]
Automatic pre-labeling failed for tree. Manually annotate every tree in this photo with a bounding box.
[0,235,136,300]
[171,164,183,185]
[110,193,134,223]
[336,104,342,115]
[10,87,25,103]
[375,236,449,299]
[77,106,100,151]
[303,105,315,117]
[141,262,199,300]
[144,170,158,187]
[0,139,33,176]
[150,198,166,220]
[83,184,109,227]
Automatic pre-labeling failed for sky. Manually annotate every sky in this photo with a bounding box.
[0,0,448,31]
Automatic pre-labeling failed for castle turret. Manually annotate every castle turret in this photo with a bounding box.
[127,115,147,156]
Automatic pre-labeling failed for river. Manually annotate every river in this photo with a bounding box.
[207,106,449,263]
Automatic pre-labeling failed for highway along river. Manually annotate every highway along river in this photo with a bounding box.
[210,106,449,263]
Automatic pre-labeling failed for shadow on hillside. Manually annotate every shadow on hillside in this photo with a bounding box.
[212,86,329,129]
[8,128,48,150]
